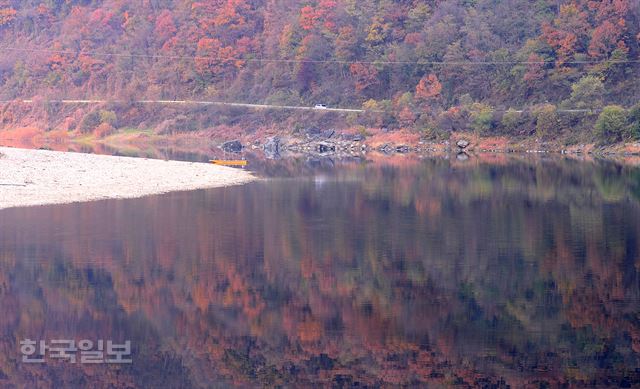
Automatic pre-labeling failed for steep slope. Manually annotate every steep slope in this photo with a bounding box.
[0,0,638,142]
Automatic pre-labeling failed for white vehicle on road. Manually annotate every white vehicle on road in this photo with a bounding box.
[313,104,328,109]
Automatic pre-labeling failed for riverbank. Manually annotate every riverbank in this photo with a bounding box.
[0,147,255,210]
[3,124,640,157]
[276,128,640,156]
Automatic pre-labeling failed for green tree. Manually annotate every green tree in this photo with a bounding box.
[595,105,628,143]
[566,75,605,109]
[79,111,101,133]
[533,104,559,138]
[99,110,117,126]
[627,104,640,139]
[501,108,523,133]
[469,103,494,134]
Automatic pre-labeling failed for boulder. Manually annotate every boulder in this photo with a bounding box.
[263,136,282,158]
[263,136,281,152]
[305,126,322,138]
[221,140,243,153]
[305,127,336,139]
[322,129,335,139]
[317,141,336,154]
[456,139,470,149]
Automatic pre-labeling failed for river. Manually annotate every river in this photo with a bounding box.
[0,154,639,387]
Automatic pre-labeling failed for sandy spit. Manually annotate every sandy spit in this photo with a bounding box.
[0,147,256,210]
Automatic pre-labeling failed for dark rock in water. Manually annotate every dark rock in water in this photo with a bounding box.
[306,157,322,168]
[317,141,336,154]
[221,140,243,153]
[263,136,282,158]
[396,145,410,153]
[456,152,469,161]
[378,144,393,153]
[342,156,364,164]
[306,157,335,169]
[456,139,470,149]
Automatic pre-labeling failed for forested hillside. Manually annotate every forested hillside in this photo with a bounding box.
[0,0,639,142]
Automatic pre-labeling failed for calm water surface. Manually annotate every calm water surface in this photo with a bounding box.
[1,156,639,387]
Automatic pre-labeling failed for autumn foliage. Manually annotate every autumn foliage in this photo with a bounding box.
[0,7,15,26]
[415,74,442,101]
[349,63,379,93]
[0,0,637,139]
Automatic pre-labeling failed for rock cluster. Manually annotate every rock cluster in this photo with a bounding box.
[221,140,243,153]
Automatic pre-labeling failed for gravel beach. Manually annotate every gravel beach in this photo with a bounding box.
[0,147,255,210]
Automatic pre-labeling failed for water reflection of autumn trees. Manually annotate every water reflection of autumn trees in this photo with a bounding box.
[0,157,639,387]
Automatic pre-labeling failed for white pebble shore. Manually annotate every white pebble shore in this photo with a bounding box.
[0,147,255,210]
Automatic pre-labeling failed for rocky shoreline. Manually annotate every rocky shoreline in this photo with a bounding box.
[217,127,640,160]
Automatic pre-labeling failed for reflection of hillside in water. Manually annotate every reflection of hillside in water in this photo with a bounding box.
[0,157,639,387]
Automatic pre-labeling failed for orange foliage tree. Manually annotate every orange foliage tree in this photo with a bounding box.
[0,7,16,26]
[349,63,379,94]
[415,74,442,102]
[541,4,590,65]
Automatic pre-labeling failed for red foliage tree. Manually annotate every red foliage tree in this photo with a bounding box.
[155,10,177,43]
[47,43,72,72]
[588,0,630,23]
[588,19,625,58]
[523,54,545,85]
[299,1,336,32]
[299,6,317,31]
[213,0,250,28]
[316,0,338,31]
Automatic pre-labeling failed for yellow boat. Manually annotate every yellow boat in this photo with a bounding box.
[210,160,248,167]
